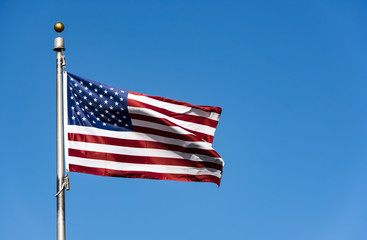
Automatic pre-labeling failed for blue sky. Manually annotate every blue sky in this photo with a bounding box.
[1,1,367,239]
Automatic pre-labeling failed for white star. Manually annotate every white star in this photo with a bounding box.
[70,96,74,100]
[76,102,79,105]
[69,87,72,90]
[81,108,85,111]
[109,106,113,110]
[71,106,75,110]
[94,88,98,92]
[89,83,93,86]
[89,92,92,96]
[110,96,113,100]
[115,92,118,95]
[94,98,97,102]
[115,102,119,106]
[110,88,114,90]
[91,112,94,115]
[87,115,90,118]
[116,111,120,114]
[89,102,92,106]
[84,87,88,90]
[99,85,103,88]
[120,97,123,101]
[104,100,108,104]
[120,90,125,93]
[105,110,109,113]
[103,123,106,126]
[80,81,83,85]
[120,107,124,111]
[92,121,96,124]
[76,112,80,115]
[123,116,126,119]
[83,96,87,99]
[85,106,88,109]
[125,124,128,127]
[104,90,108,94]
[101,114,104,117]
[99,94,103,98]
[82,117,86,121]
[74,83,77,87]
[71,116,75,120]
[114,123,117,126]
[118,119,122,123]
[99,104,103,108]
[78,90,82,93]
[107,118,111,122]
[95,108,98,112]
[96,117,100,121]
[112,115,115,118]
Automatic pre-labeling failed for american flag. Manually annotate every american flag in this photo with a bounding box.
[63,72,224,185]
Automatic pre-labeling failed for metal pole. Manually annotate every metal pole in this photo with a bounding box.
[54,22,65,240]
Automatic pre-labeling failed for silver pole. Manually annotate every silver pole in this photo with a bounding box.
[54,22,66,240]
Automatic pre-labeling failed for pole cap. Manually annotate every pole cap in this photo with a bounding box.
[54,37,65,51]
[54,22,64,33]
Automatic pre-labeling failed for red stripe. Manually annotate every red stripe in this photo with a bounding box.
[129,91,222,114]
[68,133,220,158]
[128,98,219,128]
[69,164,221,186]
[130,113,214,143]
[132,125,214,144]
[68,148,223,171]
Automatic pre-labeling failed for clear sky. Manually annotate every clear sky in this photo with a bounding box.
[1,1,366,239]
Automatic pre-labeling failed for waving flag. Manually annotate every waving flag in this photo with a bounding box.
[63,72,224,185]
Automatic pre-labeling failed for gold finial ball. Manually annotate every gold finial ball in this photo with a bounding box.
[54,22,64,33]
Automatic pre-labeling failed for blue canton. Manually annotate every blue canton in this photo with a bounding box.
[66,72,133,131]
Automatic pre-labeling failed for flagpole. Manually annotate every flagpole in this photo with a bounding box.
[54,22,66,240]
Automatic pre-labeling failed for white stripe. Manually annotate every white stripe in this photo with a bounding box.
[128,106,216,136]
[68,141,223,165]
[68,125,215,150]
[128,93,220,121]
[131,119,194,135]
[68,156,222,178]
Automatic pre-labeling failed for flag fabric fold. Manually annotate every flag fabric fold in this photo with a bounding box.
[63,72,224,185]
